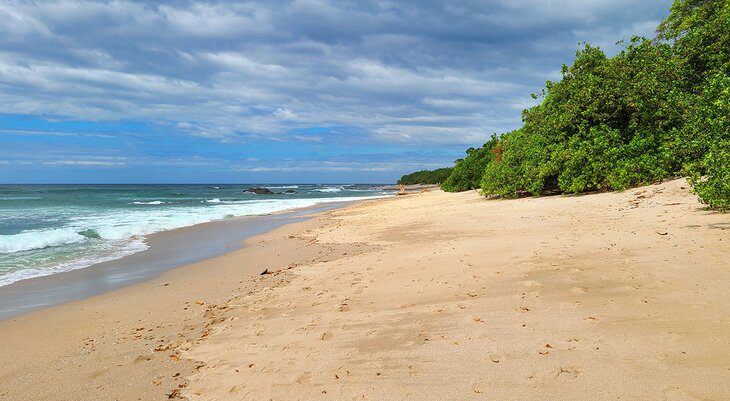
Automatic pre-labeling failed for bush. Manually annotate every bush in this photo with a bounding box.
[482,39,687,197]
[441,135,498,192]
[477,0,728,209]
[481,129,551,197]
[687,73,730,209]
[409,1,728,209]
[691,140,730,211]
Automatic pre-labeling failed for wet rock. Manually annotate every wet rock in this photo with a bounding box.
[245,187,274,195]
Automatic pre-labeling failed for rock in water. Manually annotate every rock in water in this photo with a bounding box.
[245,187,274,195]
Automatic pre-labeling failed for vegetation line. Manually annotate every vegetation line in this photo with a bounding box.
[399,0,729,211]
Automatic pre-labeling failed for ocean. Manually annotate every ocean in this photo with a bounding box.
[0,184,392,287]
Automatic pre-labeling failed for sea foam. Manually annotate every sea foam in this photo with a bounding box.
[0,196,385,255]
[314,186,344,193]
[0,238,148,287]
[0,228,87,254]
[0,193,389,286]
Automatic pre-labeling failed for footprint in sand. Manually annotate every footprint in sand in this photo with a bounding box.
[228,384,245,394]
[295,372,312,384]
[338,300,351,312]
[568,300,582,308]
[556,366,581,378]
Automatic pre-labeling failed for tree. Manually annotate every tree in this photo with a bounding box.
[441,135,499,192]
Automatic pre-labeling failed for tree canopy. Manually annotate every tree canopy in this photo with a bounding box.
[397,168,453,185]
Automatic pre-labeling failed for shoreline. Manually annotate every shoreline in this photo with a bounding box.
[0,197,388,401]
[1,180,728,401]
[0,198,374,320]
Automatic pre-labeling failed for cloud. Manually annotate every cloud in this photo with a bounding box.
[0,0,673,180]
[41,160,127,166]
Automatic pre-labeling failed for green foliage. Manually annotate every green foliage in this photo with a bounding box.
[475,0,729,210]
[397,168,453,185]
[402,1,728,209]
[657,0,730,83]
[481,129,550,197]
[690,140,730,211]
[441,135,498,192]
[686,73,730,210]
[500,38,681,195]
[481,38,688,197]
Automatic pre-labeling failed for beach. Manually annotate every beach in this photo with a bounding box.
[0,200,356,320]
[1,178,728,400]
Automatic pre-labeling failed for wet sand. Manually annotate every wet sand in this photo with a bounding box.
[0,204,370,401]
[1,179,728,400]
[0,201,352,319]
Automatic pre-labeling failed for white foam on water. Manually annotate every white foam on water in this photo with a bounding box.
[0,238,149,287]
[0,228,87,254]
[82,196,383,241]
[0,195,390,286]
[131,200,165,205]
[0,196,43,200]
[313,186,344,193]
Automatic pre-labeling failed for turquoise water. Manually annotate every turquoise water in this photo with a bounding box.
[0,184,391,286]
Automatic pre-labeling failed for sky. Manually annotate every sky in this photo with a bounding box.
[0,0,672,183]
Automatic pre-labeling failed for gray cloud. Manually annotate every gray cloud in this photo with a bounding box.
[0,0,671,146]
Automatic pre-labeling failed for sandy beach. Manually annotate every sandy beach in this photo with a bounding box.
[1,178,728,400]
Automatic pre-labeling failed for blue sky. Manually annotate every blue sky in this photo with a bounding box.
[0,0,672,183]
